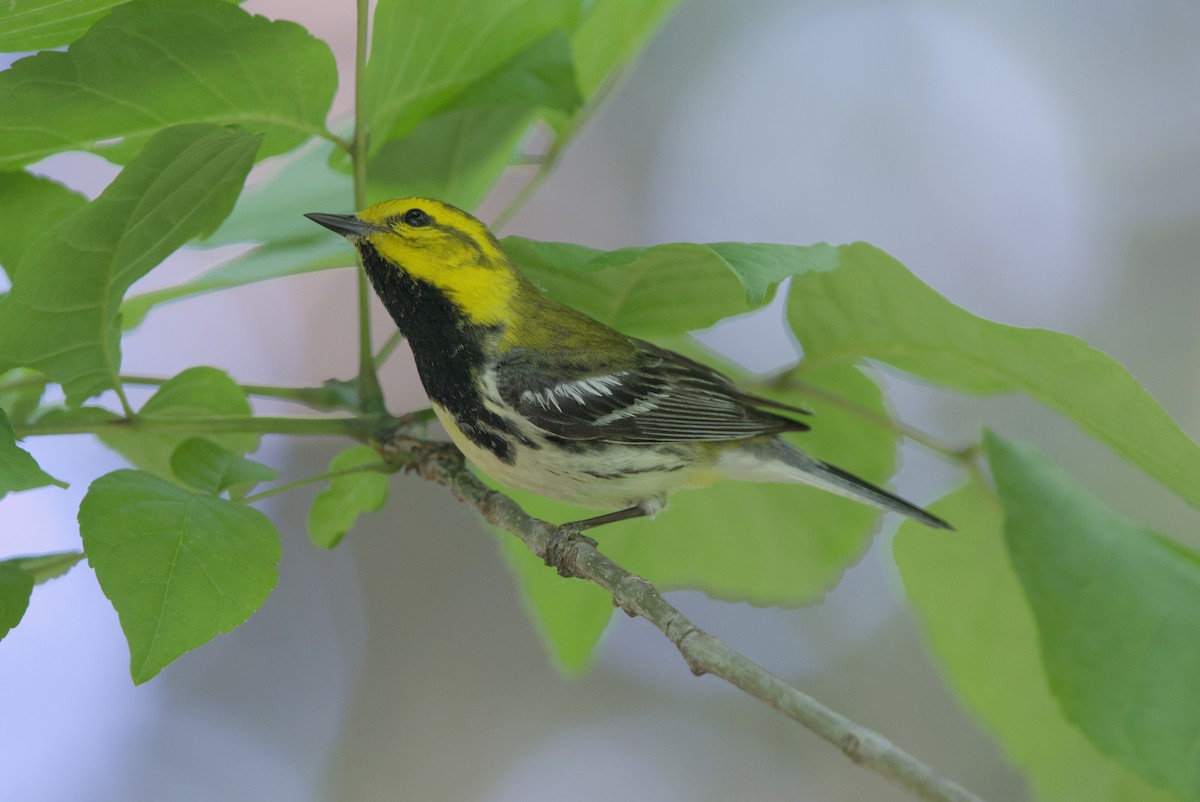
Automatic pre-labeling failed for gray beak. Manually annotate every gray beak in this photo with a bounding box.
[304,212,377,238]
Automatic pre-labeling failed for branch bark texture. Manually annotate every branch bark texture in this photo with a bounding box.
[399,440,988,802]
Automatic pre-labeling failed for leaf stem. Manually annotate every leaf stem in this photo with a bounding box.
[120,374,352,410]
[783,373,967,462]
[322,130,354,154]
[112,382,135,419]
[491,70,623,232]
[351,0,384,414]
[373,330,405,367]
[241,459,393,504]
[16,414,398,439]
[491,136,564,232]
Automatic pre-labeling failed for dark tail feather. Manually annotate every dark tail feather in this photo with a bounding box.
[729,439,953,530]
[810,459,953,530]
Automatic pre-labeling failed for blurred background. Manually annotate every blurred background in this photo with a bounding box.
[3,0,1199,799]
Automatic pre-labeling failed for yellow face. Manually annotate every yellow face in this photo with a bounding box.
[353,197,519,325]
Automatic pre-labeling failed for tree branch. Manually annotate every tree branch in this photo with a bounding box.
[391,439,988,802]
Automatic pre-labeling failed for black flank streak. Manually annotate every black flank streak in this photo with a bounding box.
[510,427,540,449]
[584,463,686,480]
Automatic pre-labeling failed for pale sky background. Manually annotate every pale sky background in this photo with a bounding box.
[3,1,1200,800]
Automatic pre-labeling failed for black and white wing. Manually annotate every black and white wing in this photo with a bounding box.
[494,342,810,444]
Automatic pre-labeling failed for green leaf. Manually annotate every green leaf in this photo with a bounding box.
[0,125,259,403]
[0,563,35,642]
[987,432,1200,799]
[364,29,590,210]
[347,28,581,198]
[204,140,353,248]
[0,551,82,643]
[0,0,335,169]
[367,105,536,212]
[894,481,1177,802]
[307,446,389,549]
[0,407,63,500]
[0,0,123,52]
[363,0,581,150]
[169,438,277,498]
[78,469,281,683]
[787,242,1200,510]
[0,172,87,281]
[0,368,47,426]
[121,239,351,330]
[5,551,85,583]
[503,237,839,336]
[0,0,243,52]
[495,360,897,667]
[450,30,581,115]
[99,367,258,478]
[118,139,357,329]
[365,31,584,210]
[570,0,682,99]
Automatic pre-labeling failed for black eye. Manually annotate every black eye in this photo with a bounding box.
[402,208,431,227]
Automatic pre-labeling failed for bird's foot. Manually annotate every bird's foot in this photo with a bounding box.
[544,524,598,579]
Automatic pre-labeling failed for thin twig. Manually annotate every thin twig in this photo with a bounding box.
[241,459,394,504]
[351,0,384,414]
[16,413,397,438]
[373,330,405,367]
[778,373,962,460]
[490,66,625,233]
[388,438,988,802]
[490,138,564,232]
[120,374,357,410]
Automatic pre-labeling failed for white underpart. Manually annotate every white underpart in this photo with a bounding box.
[716,446,804,484]
[432,398,704,510]
[717,442,869,506]
[638,495,667,517]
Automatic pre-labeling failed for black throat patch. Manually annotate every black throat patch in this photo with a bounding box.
[358,243,520,464]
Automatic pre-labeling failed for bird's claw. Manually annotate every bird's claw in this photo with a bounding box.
[544,524,598,578]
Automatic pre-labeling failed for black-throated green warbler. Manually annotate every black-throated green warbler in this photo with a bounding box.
[307,199,950,532]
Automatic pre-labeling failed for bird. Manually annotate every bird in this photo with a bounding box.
[305,198,951,539]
